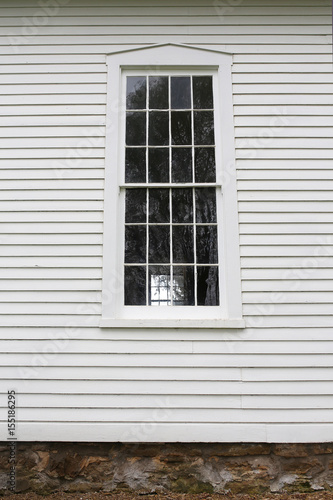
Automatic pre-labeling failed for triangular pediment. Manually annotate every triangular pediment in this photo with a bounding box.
[106,42,232,58]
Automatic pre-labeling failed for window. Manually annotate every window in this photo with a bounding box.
[101,44,244,328]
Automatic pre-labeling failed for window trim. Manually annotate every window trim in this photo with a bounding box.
[101,43,244,329]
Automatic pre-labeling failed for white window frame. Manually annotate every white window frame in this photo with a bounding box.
[100,43,244,329]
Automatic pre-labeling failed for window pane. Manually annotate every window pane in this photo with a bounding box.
[126,76,146,110]
[171,77,191,109]
[125,189,146,223]
[148,148,169,183]
[173,266,194,305]
[149,226,170,263]
[149,76,169,109]
[126,112,146,146]
[172,188,193,223]
[196,226,218,264]
[194,147,216,183]
[149,189,170,223]
[125,226,146,263]
[171,111,192,145]
[149,266,171,306]
[125,266,146,305]
[149,111,169,146]
[197,266,219,306]
[172,225,194,263]
[194,111,214,145]
[125,147,146,183]
[193,76,213,109]
[172,147,192,183]
[195,188,217,223]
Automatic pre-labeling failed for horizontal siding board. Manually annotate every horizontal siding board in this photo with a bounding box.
[0,393,242,409]
[243,368,333,382]
[243,395,333,409]
[0,245,103,256]
[239,223,333,234]
[0,38,330,52]
[241,257,333,268]
[0,366,242,381]
[242,280,333,292]
[2,25,331,35]
[0,280,101,291]
[0,105,106,115]
[1,407,333,423]
[236,127,333,138]
[0,64,107,73]
[0,128,106,139]
[0,201,104,210]
[0,222,103,232]
[235,117,333,127]
[4,422,333,444]
[240,245,333,257]
[0,95,106,105]
[0,326,332,341]
[0,422,269,443]
[0,12,330,22]
[1,366,333,383]
[0,291,102,303]
[239,201,333,212]
[238,170,333,180]
[3,339,333,355]
[235,105,333,115]
[2,352,333,368]
[233,74,333,83]
[0,256,102,267]
[0,116,106,126]
[0,212,103,222]
[0,74,107,83]
[242,291,333,303]
[3,379,333,395]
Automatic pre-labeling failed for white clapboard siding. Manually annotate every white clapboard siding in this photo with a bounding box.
[0,0,332,442]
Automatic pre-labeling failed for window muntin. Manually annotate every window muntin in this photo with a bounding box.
[123,74,219,307]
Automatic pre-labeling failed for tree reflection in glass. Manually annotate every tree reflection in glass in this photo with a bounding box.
[124,74,219,307]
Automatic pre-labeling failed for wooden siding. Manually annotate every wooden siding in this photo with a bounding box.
[0,0,332,442]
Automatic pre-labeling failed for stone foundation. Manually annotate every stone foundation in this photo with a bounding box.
[1,442,333,495]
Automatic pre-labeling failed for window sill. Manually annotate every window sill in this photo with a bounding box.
[99,318,245,329]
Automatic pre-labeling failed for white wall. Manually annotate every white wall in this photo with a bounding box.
[1,0,332,442]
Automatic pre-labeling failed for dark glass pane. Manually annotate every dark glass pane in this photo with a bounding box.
[194,111,215,145]
[126,112,146,146]
[125,189,146,223]
[173,266,194,306]
[196,226,218,264]
[172,188,193,223]
[125,226,146,263]
[149,76,169,109]
[126,76,146,110]
[149,111,169,146]
[171,77,191,109]
[195,188,217,223]
[172,148,192,183]
[172,225,194,263]
[149,226,170,263]
[197,266,219,306]
[171,111,192,145]
[194,147,216,183]
[149,265,171,306]
[125,147,146,183]
[193,76,213,109]
[149,148,169,183]
[125,266,146,305]
[149,189,170,223]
